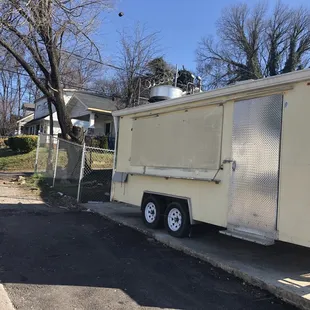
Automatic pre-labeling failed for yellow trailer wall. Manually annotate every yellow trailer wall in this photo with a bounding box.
[278,82,310,247]
[113,101,234,227]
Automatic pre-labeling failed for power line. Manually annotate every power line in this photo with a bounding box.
[61,50,151,78]
[0,50,124,76]
[61,50,123,71]
[0,43,175,91]
[0,67,104,93]
[0,45,169,93]
[0,67,151,95]
[0,52,132,79]
[0,67,29,77]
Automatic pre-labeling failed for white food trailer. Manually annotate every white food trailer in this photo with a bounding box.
[111,69,310,248]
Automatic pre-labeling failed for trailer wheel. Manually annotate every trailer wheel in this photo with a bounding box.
[164,201,190,237]
[141,196,163,229]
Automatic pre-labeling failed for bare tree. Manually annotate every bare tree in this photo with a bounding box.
[115,24,160,108]
[0,70,19,135]
[197,1,310,88]
[282,7,310,73]
[0,50,27,135]
[60,53,103,90]
[0,0,112,142]
[265,1,291,76]
[93,55,175,108]
[93,77,122,98]
[24,77,42,104]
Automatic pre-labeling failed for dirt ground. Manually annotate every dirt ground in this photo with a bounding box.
[0,173,297,310]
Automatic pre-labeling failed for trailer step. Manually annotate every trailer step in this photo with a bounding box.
[219,229,275,246]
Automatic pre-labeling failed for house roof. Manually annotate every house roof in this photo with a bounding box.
[72,92,117,111]
[16,113,34,124]
[24,114,47,126]
[24,90,116,126]
[23,103,35,110]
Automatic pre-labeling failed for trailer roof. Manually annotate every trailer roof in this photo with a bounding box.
[113,69,310,117]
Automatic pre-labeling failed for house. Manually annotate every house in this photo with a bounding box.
[22,103,35,116]
[19,90,117,144]
[15,103,36,134]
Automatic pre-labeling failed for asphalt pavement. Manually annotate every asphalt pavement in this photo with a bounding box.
[0,180,297,309]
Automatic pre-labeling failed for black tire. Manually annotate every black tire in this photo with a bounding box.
[141,196,163,229]
[164,201,190,238]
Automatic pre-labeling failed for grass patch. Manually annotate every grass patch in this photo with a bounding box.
[25,173,79,208]
[36,148,67,171]
[85,152,114,169]
[0,148,36,171]
[0,146,114,172]
[26,173,45,188]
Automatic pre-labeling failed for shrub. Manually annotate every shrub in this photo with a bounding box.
[7,135,38,153]
[7,137,17,151]
[89,138,100,148]
[98,136,108,149]
[86,136,108,149]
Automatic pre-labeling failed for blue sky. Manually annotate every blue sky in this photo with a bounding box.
[98,0,310,73]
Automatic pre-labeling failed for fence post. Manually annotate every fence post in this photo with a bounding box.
[77,143,86,202]
[34,133,41,173]
[52,138,60,188]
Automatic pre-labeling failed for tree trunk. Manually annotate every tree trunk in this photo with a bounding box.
[66,139,84,183]
[46,97,54,174]
[53,91,72,140]
[48,98,54,136]
[50,91,85,183]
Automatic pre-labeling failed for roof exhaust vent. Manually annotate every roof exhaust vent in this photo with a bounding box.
[149,85,183,103]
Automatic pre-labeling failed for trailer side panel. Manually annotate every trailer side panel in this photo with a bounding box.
[278,81,310,247]
[113,101,234,227]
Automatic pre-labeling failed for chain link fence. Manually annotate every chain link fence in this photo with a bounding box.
[35,134,58,185]
[35,134,115,202]
[53,138,84,198]
[79,146,114,203]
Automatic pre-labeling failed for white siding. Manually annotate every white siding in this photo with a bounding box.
[44,121,61,135]
[63,91,74,104]
[34,98,53,119]
[43,112,58,121]
[34,91,74,119]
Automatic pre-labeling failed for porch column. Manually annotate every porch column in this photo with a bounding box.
[17,123,22,135]
[89,112,95,128]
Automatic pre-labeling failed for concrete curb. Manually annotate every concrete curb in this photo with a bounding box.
[86,206,309,310]
[0,284,15,310]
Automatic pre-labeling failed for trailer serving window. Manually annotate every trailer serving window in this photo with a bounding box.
[130,105,223,171]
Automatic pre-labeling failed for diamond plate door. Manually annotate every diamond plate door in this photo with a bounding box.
[228,94,283,238]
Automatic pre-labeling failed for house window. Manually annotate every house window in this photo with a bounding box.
[105,122,111,136]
